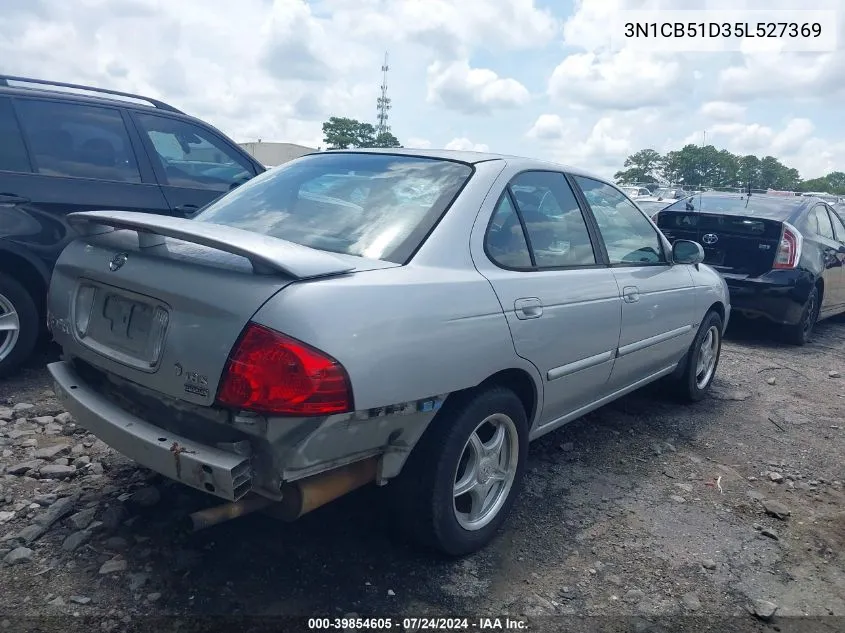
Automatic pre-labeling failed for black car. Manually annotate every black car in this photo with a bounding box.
[0,75,265,375]
[656,192,845,344]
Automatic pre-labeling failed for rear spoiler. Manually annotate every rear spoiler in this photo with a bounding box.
[66,210,356,279]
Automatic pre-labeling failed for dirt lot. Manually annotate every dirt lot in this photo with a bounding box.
[0,318,843,633]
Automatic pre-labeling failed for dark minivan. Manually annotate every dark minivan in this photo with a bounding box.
[0,75,265,375]
[655,192,845,344]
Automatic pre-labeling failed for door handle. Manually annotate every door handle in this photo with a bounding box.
[514,297,543,319]
[173,204,200,217]
[0,193,30,207]
[622,286,640,303]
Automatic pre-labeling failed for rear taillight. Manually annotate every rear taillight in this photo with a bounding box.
[773,222,803,269]
[216,323,353,416]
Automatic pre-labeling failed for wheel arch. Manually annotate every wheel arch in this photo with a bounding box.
[0,247,49,315]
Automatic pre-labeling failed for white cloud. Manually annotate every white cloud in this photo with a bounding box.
[405,137,432,149]
[445,137,490,152]
[548,49,685,110]
[527,114,570,141]
[427,60,530,114]
[709,118,815,156]
[327,0,559,58]
[700,101,746,122]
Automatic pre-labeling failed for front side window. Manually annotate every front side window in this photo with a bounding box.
[15,99,141,182]
[134,113,254,192]
[507,171,597,268]
[195,153,473,263]
[574,175,666,265]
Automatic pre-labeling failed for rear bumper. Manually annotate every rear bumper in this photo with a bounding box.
[49,361,252,501]
[723,271,812,325]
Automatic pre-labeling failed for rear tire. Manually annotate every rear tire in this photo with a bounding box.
[672,310,723,402]
[0,273,39,378]
[781,285,820,346]
[389,387,528,556]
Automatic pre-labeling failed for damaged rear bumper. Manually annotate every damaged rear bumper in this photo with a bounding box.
[48,361,252,501]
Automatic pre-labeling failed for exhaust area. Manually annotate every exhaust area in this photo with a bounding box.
[187,457,379,531]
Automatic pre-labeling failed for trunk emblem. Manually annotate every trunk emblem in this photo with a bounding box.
[109,252,129,271]
[702,233,719,245]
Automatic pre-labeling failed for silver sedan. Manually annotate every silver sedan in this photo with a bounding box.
[46,149,730,555]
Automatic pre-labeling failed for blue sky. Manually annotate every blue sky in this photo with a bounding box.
[2,0,843,180]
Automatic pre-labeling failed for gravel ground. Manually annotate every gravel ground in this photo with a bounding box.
[0,318,843,633]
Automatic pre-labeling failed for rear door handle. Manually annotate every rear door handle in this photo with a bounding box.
[623,286,640,303]
[0,193,30,207]
[514,297,543,319]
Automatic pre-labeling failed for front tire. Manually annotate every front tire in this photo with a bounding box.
[672,310,723,402]
[390,387,528,556]
[781,285,820,346]
[0,273,39,378]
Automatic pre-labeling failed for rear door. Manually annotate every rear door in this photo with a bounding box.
[827,207,845,311]
[810,204,845,313]
[5,97,170,273]
[130,112,260,217]
[474,170,622,427]
[571,176,698,390]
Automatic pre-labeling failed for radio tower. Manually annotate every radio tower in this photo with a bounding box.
[376,52,391,136]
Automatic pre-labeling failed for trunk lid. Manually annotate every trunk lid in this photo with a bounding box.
[49,211,396,407]
[658,210,782,276]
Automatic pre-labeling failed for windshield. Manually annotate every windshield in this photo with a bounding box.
[194,153,473,263]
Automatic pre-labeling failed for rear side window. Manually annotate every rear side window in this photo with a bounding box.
[509,171,597,268]
[14,99,141,182]
[829,208,845,241]
[0,98,30,173]
[485,194,532,268]
[134,113,255,192]
[810,205,835,240]
[194,153,473,263]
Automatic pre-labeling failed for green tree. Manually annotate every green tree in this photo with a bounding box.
[613,148,663,184]
[322,117,402,149]
[373,131,402,148]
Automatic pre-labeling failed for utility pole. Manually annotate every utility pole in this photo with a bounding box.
[376,52,391,137]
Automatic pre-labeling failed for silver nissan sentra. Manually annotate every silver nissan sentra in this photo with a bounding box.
[46,149,729,555]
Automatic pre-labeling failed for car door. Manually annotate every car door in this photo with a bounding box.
[571,175,698,390]
[130,112,259,217]
[816,204,845,312]
[5,96,171,274]
[473,170,622,428]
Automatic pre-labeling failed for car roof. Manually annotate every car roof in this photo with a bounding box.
[320,148,608,180]
[666,191,819,222]
[0,75,184,115]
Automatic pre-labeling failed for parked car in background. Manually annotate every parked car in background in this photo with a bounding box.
[657,192,845,344]
[653,187,686,200]
[46,149,729,555]
[620,185,651,199]
[0,75,265,375]
[636,198,674,222]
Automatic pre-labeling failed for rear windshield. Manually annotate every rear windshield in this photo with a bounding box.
[661,195,786,236]
[194,153,473,263]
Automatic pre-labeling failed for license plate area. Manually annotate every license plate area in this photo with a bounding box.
[73,280,170,372]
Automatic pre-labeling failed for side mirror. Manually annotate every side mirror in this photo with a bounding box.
[838,244,845,254]
[672,239,705,265]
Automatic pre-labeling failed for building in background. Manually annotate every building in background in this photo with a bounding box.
[238,141,317,167]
